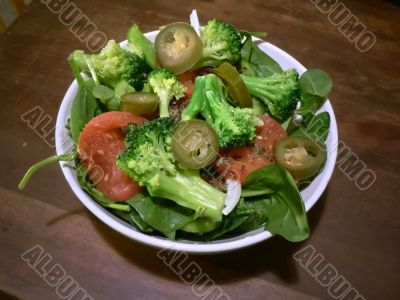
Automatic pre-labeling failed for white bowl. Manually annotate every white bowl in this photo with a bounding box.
[55,31,338,254]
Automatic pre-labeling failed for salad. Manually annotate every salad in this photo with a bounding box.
[19,15,332,242]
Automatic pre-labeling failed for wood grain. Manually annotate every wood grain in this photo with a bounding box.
[0,0,399,299]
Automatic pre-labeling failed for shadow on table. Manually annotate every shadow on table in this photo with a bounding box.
[87,188,328,285]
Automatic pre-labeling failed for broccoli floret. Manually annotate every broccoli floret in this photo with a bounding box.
[117,118,226,222]
[148,69,185,118]
[241,69,301,121]
[182,74,262,148]
[197,19,241,68]
[127,24,157,69]
[69,46,139,111]
[69,40,152,90]
[114,80,135,99]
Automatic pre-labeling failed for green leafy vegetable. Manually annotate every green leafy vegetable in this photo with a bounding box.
[290,111,331,143]
[179,199,251,240]
[299,69,332,98]
[180,164,309,242]
[243,164,310,242]
[297,69,332,115]
[245,31,267,38]
[232,198,270,233]
[92,85,114,102]
[68,56,100,143]
[297,94,325,114]
[240,32,283,77]
[110,207,154,232]
[69,80,99,143]
[128,209,154,232]
[128,193,196,238]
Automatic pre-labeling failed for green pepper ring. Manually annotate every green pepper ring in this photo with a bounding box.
[274,136,325,180]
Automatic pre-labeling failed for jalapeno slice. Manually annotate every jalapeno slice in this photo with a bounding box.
[274,136,325,180]
[121,92,159,115]
[172,120,219,169]
[214,62,252,107]
[155,22,203,74]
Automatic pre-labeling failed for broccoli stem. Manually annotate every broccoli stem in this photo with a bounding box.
[242,78,283,100]
[201,79,230,123]
[181,77,205,121]
[147,169,226,222]
[159,91,170,118]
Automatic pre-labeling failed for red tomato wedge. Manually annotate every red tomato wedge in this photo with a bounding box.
[77,111,147,201]
[215,115,287,183]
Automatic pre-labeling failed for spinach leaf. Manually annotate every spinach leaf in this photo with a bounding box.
[299,69,332,97]
[247,32,267,38]
[240,59,257,76]
[297,69,332,114]
[178,199,252,241]
[232,198,270,233]
[127,193,197,238]
[297,93,325,115]
[128,209,154,232]
[202,199,255,239]
[202,215,248,240]
[69,58,101,144]
[92,84,114,102]
[243,164,310,242]
[240,32,282,77]
[112,210,131,222]
[290,111,330,143]
[110,209,153,233]
[264,194,309,242]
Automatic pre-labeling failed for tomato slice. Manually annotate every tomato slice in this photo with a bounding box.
[215,115,287,183]
[77,111,147,201]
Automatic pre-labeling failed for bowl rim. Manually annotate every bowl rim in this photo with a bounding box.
[55,31,338,254]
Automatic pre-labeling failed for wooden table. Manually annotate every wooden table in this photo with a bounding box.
[1,0,399,299]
